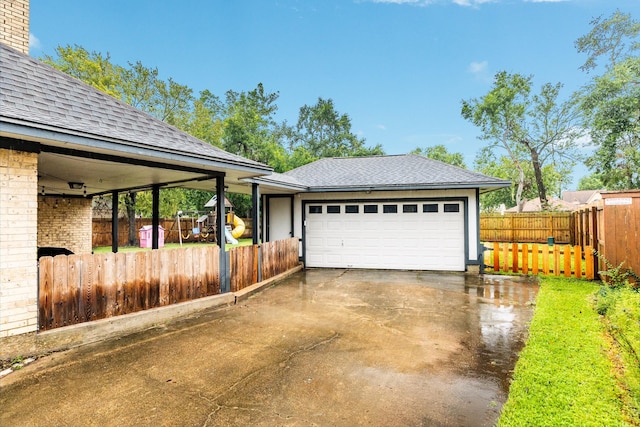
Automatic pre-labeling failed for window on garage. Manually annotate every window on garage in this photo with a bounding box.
[403,204,418,213]
[345,205,359,213]
[444,204,460,213]
[364,205,378,213]
[423,203,438,213]
[383,204,398,213]
[309,205,322,214]
[327,205,341,214]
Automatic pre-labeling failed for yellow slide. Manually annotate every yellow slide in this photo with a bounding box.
[226,213,246,239]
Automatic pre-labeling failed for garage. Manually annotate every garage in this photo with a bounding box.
[256,154,510,272]
[304,199,466,270]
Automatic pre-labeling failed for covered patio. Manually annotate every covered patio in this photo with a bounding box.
[0,42,294,344]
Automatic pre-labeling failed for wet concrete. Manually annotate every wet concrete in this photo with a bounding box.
[0,269,538,427]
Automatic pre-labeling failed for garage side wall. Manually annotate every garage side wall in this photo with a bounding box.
[294,189,479,269]
[0,148,38,337]
[38,196,93,255]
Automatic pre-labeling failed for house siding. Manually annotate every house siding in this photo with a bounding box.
[38,196,92,255]
[0,0,30,55]
[0,148,38,337]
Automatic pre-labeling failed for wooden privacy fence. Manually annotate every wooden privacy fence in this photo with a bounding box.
[39,238,300,331]
[228,238,300,292]
[261,238,300,281]
[480,212,572,244]
[483,242,596,279]
[39,246,221,331]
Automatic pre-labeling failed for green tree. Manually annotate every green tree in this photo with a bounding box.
[43,45,198,244]
[42,44,121,97]
[220,83,288,168]
[578,173,605,191]
[575,10,640,73]
[411,144,467,169]
[575,11,640,189]
[474,147,571,212]
[286,98,384,164]
[462,71,582,212]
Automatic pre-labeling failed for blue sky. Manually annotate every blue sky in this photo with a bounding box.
[29,0,640,189]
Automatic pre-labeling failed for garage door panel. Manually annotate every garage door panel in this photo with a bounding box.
[305,201,465,270]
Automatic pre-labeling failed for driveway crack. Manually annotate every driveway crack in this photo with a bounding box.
[201,331,339,427]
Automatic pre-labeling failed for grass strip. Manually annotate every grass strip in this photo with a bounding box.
[93,239,254,253]
[498,277,629,427]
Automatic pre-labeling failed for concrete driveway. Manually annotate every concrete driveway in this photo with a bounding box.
[0,269,538,427]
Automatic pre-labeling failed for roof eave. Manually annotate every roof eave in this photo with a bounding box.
[0,119,273,177]
[304,182,512,193]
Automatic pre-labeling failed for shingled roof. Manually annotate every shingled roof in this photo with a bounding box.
[272,154,510,193]
[0,43,270,174]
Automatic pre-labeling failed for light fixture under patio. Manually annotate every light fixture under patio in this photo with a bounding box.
[68,182,84,190]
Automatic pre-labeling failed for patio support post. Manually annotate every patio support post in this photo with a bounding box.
[216,176,229,293]
[252,183,260,245]
[252,183,262,282]
[152,185,160,250]
[111,191,119,253]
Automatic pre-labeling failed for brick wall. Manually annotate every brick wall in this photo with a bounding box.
[38,196,93,255]
[0,0,29,54]
[0,148,38,337]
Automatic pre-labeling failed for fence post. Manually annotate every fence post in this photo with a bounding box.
[574,245,582,279]
[585,246,594,280]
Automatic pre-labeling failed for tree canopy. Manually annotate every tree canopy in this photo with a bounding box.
[42,45,385,219]
[461,71,581,212]
[575,11,640,190]
[411,144,467,169]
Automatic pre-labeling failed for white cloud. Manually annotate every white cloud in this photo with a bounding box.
[376,124,387,130]
[29,33,41,51]
[468,60,488,74]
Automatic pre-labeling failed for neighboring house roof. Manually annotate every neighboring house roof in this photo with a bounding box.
[505,197,576,212]
[257,154,510,193]
[0,44,271,197]
[562,189,603,206]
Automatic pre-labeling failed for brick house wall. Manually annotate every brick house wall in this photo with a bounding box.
[38,196,93,254]
[0,148,38,337]
[0,0,29,54]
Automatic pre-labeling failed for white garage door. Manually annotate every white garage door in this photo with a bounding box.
[305,200,465,271]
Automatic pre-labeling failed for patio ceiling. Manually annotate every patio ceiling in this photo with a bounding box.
[37,150,263,198]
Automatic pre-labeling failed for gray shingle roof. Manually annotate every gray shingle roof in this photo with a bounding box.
[0,44,270,173]
[281,154,510,191]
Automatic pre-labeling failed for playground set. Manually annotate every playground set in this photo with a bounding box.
[174,195,245,245]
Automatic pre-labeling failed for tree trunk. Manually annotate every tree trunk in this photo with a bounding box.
[515,165,525,213]
[529,146,548,209]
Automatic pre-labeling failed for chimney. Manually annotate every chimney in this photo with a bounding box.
[0,0,30,54]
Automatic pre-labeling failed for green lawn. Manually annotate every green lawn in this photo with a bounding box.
[498,277,637,426]
[93,238,254,253]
